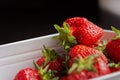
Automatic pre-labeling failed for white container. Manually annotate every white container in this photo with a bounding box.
[0,30,119,80]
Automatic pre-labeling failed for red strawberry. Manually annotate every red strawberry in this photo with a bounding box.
[64,17,87,34]
[33,61,59,80]
[59,76,68,80]
[68,44,108,64]
[36,46,64,76]
[54,22,77,52]
[66,55,110,80]
[65,17,103,45]
[108,61,120,73]
[109,67,120,73]
[106,27,120,63]
[67,71,88,80]
[14,68,41,80]
[64,17,92,33]
[36,56,45,66]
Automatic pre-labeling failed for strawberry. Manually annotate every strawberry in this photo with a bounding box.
[33,61,59,80]
[54,22,77,52]
[65,17,103,45]
[66,55,110,80]
[36,46,64,76]
[68,44,108,64]
[106,27,120,63]
[108,62,120,73]
[54,17,103,52]
[59,76,68,80]
[14,68,41,80]
[64,17,86,34]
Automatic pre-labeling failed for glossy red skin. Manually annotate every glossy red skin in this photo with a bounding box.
[65,17,87,34]
[62,70,98,80]
[67,70,89,80]
[68,45,108,64]
[67,58,110,80]
[14,68,41,80]
[94,58,111,76]
[106,39,120,63]
[65,17,103,45]
[36,57,64,75]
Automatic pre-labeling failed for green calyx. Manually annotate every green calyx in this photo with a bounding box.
[95,40,108,56]
[33,61,59,80]
[68,54,99,74]
[108,61,120,68]
[111,26,120,40]
[53,22,77,52]
[42,45,58,65]
[62,53,70,74]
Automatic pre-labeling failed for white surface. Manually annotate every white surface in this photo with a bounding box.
[0,30,119,80]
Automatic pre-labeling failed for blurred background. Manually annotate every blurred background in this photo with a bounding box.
[0,0,120,45]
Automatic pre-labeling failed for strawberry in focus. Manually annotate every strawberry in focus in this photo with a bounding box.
[54,22,77,52]
[65,17,103,45]
[68,44,108,64]
[64,17,86,34]
[14,68,41,80]
[61,55,110,80]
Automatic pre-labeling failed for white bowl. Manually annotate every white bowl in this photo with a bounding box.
[0,30,118,80]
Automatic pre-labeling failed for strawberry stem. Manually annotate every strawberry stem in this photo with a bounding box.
[42,45,58,65]
[33,61,59,80]
[53,22,77,52]
[62,53,70,74]
[68,54,98,74]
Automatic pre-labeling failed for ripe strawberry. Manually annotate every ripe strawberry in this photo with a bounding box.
[14,68,41,80]
[54,17,103,52]
[59,76,68,80]
[65,17,103,45]
[108,62,120,73]
[36,46,64,76]
[64,17,86,34]
[66,55,110,80]
[33,61,59,80]
[54,22,77,52]
[106,27,120,63]
[68,44,108,64]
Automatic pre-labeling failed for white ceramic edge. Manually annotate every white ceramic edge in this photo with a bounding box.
[0,33,59,58]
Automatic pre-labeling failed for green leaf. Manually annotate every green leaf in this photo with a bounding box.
[95,40,108,57]
[42,45,58,65]
[111,26,120,40]
[108,61,120,68]
[68,54,98,74]
[53,22,77,52]
[68,63,78,73]
[33,61,59,80]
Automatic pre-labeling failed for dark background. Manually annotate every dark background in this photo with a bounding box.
[0,0,119,45]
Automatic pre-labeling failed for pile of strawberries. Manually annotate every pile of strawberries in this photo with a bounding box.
[14,17,120,80]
